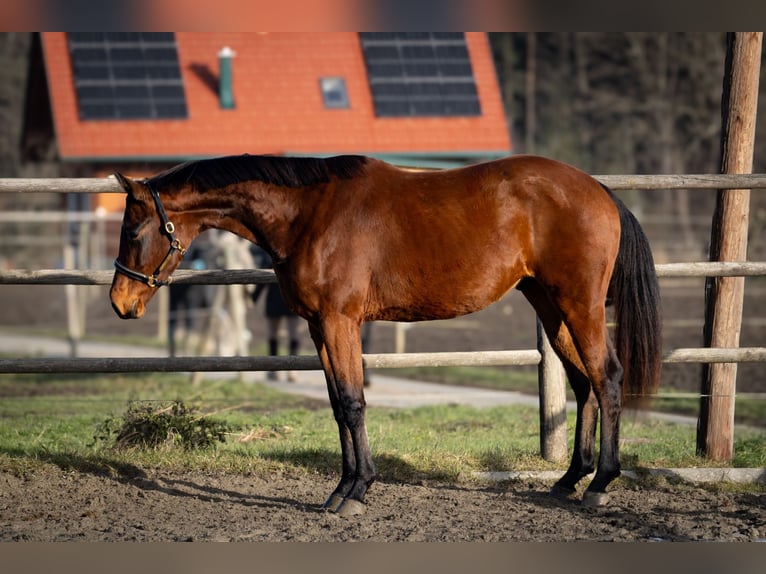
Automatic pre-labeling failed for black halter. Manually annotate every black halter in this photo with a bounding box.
[113,184,187,288]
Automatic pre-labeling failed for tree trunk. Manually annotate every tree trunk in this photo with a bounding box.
[525,33,536,154]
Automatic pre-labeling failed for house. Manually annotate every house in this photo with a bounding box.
[24,32,512,215]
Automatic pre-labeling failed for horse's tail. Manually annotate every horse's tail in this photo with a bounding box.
[604,185,663,404]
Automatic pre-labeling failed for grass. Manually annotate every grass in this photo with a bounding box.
[392,365,541,394]
[389,365,766,429]
[0,370,764,486]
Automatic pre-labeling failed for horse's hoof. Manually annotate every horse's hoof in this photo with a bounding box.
[549,484,578,501]
[336,498,366,517]
[322,493,345,512]
[582,491,610,507]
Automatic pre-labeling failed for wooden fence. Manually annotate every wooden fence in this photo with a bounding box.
[1,175,765,462]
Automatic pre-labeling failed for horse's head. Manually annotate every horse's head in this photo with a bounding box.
[110,173,190,319]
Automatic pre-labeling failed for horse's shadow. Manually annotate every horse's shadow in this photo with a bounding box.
[258,447,455,485]
[0,447,315,513]
[1,446,459,514]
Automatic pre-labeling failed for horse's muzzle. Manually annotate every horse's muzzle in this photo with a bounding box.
[111,298,142,319]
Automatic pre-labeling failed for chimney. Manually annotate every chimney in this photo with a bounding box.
[218,46,236,109]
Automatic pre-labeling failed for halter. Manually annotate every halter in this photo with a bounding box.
[113,183,187,288]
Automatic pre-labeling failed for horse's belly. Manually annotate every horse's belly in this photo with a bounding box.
[370,277,520,323]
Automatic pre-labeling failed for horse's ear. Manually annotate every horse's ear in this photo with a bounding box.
[113,173,148,199]
[113,172,132,193]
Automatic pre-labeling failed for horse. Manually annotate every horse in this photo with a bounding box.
[109,153,662,515]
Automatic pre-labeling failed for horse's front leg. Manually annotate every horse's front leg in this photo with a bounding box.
[309,317,375,516]
[308,322,356,512]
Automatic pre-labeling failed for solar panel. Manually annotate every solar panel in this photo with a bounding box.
[68,32,187,121]
[359,33,481,118]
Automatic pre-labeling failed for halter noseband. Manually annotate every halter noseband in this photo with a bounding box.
[113,184,187,288]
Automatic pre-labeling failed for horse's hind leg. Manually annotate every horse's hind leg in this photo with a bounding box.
[553,367,599,497]
[556,298,624,506]
[309,316,375,516]
[520,281,599,496]
[581,341,623,506]
[522,278,624,505]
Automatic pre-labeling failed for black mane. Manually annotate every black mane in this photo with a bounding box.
[147,154,369,192]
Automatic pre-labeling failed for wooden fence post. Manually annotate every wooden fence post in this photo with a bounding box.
[157,288,169,345]
[537,318,568,462]
[63,244,81,358]
[697,32,762,462]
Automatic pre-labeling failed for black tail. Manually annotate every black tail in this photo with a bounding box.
[604,186,663,403]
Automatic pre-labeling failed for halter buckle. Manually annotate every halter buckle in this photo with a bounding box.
[171,239,186,254]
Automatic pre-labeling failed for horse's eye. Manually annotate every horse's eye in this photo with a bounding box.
[123,226,141,241]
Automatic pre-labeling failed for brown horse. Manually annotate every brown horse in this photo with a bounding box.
[110,154,662,515]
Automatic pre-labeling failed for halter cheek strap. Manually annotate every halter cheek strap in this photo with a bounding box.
[113,184,187,288]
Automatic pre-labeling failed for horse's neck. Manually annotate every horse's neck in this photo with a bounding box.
[171,183,306,260]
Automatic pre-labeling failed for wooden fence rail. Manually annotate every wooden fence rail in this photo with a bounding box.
[2,261,766,286]
[1,347,764,375]
[5,173,766,193]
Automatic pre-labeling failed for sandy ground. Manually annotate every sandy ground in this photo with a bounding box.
[1,463,764,542]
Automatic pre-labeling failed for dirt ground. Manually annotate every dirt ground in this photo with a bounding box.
[1,464,764,542]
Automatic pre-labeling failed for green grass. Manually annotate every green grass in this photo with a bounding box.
[0,371,764,485]
[392,365,541,394]
[387,365,766,429]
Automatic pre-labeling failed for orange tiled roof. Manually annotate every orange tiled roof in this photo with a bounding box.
[42,32,511,161]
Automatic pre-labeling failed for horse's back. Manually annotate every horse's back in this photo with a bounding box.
[364,155,621,271]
